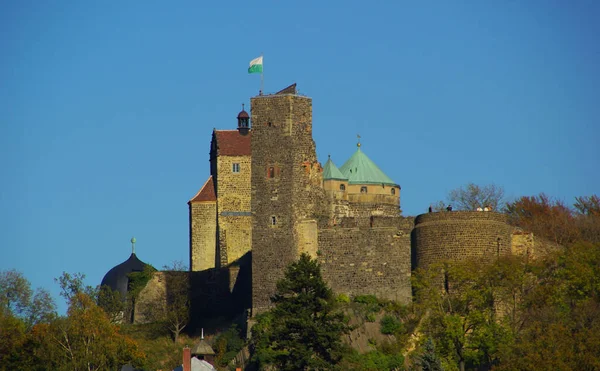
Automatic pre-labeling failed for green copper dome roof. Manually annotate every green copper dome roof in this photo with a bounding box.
[323,157,347,181]
[339,147,397,186]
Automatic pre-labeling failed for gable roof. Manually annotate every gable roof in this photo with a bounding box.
[213,130,251,156]
[189,176,216,204]
[339,147,397,186]
[323,157,347,181]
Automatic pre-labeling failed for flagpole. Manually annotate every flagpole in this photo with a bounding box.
[260,52,264,95]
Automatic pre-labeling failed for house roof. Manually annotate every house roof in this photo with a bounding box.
[213,130,251,156]
[323,157,347,181]
[189,176,216,204]
[339,146,397,186]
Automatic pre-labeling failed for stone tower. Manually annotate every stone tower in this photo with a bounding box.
[250,84,326,314]
[189,107,252,272]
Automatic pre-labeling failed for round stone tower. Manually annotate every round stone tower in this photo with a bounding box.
[412,211,513,270]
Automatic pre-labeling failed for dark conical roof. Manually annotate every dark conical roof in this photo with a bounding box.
[101,253,148,299]
[191,339,215,356]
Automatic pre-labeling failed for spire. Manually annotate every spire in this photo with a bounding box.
[130,237,136,254]
[201,328,204,340]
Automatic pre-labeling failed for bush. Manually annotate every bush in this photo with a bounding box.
[380,315,403,335]
[214,325,244,367]
[341,350,405,370]
[353,295,380,305]
[336,293,350,303]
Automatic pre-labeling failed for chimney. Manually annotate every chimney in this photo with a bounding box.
[183,347,191,371]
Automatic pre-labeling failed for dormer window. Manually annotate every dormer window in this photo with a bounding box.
[340,184,346,191]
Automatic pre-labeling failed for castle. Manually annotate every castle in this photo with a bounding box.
[186,83,528,317]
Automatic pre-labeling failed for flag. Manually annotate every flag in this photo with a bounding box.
[248,56,263,74]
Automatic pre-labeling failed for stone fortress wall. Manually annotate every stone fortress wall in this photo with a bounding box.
[412,211,514,270]
[317,216,414,305]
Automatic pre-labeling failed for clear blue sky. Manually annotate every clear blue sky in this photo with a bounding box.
[1,1,599,314]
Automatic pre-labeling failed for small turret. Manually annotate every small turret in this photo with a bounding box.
[237,104,250,135]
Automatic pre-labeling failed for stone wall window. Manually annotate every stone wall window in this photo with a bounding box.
[391,188,395,195]
[232,163,240,173]
[340,184,346,191]
[360,186,368,194]
[271,216,277,225]
[268,167,275,178]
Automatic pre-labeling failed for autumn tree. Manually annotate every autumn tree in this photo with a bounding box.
[574,195,600,243]
[447,183,505,211]
[43,292,145,370]
[505,193,580,246]
[251,253,350,371]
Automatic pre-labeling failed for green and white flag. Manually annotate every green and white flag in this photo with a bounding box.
[248,56,263,74]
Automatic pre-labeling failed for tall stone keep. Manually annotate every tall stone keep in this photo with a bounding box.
[250,84,327,314]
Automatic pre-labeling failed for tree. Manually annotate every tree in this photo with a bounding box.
[447,183,505,211]
[0,270,56,329]
[96,284,124,324]
[251,253,350,371]
[505,194,580,246]
[43,292,145,370]
[574,195,600,217]
[141,261,189,342]
[413,259,517,371]
[574,195,600,243]
[55,272,97,303]
[417,338,443,371]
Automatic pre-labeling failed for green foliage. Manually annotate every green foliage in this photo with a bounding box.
[380,314,403,335]
[127,264,157,299]
[214,325,245,367]
[97,284,124,323]
[341,349,405,371]
[336,293,350,303]
[366,313,377,322]
[251,253,350,370]
[416,338,443,371]
[55,271,97,303]
[0,269,56,329]
[353,294,380,305]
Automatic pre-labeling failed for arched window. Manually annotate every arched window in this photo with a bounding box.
[339,184,346,191]
[360,186,368,194]
[391,188,395,195]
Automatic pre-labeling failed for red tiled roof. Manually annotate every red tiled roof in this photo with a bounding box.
[189,176,216,203]
[214,130,251,156]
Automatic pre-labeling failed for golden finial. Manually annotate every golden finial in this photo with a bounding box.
[357,134,361,148]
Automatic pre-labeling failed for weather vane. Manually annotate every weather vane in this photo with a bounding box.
[131,237,136,254]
